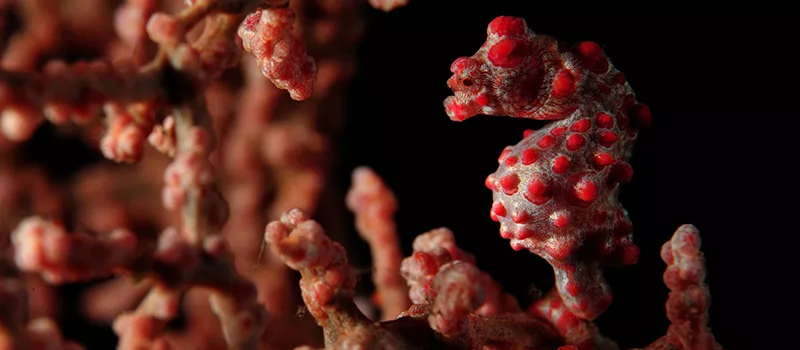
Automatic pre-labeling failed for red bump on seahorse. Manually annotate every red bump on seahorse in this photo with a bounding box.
[444,16,652,321]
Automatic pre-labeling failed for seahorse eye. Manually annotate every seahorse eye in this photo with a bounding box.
[462,78,473,87]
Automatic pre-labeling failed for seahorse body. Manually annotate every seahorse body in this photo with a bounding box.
[444,16,652,321]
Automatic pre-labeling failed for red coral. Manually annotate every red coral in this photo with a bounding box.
[100,102,153,163]
[264,208,356,322]
[638,225,723,350]
[238,7,317,101]
[12,217,139,284]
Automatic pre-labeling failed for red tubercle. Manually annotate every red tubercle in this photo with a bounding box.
[475,93,490,106]
[500,226,514,239]
[593,153,614,167]
[608,162,633,186]
[570,119,591,133]
[622,94,636,109]
[550,211,569,228]
[485,174,496,190]
[537,135,555,148]
[521,148,539,165]
[450,57,471,72]
[498,146,513,163]
[512,210,531,224]
[565,281,580,297]
[576,41,609,74]
[523,129,535,138]
[552,155,570,174]
[444,98,470,122]
[488,16,527,37]
[491,202,507,217]
[610,243,640,266]
[500,172,520,195]
[525,178,552,205]
[545,239,571,260]
[527,178,548,196]
[552,70,577,98]
[572,176,598,203]
[597,131,618,148]
[576,42,603,59]
[488,39,525,68]
[596,112,614,129]
[515,227,535,240]
[566,134,585,151]
[550,126,567,136]
[505,156,519,166]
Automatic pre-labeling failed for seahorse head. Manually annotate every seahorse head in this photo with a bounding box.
[444,16,578,121]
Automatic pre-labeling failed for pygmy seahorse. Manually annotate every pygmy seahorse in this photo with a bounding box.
[444,16,652,321]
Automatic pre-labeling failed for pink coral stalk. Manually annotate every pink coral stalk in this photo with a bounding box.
[639,225,723,350]
[346,166,410,320]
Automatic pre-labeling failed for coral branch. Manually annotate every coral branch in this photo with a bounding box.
[266,210,559,349]
[345,166,410,320]
[238,6,316,101]
[401,228,557,348]
[264,208,366,345]
[11,216,263,349]
[639,225,723,350]
[0,0,289,146]
[12,217,139,284]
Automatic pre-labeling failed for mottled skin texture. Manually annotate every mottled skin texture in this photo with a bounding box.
[444,16,652,321]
